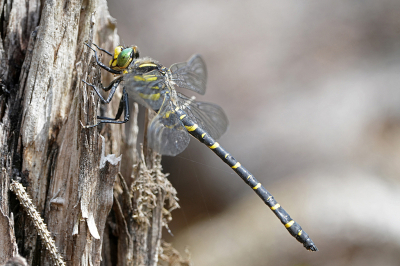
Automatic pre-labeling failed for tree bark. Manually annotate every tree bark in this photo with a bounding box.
[0,1,187,265]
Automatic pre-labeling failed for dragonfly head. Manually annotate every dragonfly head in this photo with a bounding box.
[109,45,140,71]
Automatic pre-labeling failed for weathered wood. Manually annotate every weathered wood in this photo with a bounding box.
[0,0,41,263]
[0,0,188,265]
[0,0,123,264]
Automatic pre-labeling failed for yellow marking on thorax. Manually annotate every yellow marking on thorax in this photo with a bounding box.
[139,93,160,101]
[209,142,219,149]
[271,204,280,210]
[164,111,172,118]
[231,162,241,169]
[179,114,186,120]
[185,124,198,131]
[285,220,294,228]
[297,230,303,236]
[139,63,157,68]
[143,75,157,81]
[134,76,145,81]
[201,133,206,138]
[253,183,261,190]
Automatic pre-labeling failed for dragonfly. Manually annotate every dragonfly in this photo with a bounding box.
[82,42,318,251]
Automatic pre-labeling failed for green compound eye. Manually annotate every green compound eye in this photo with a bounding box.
[116,48,134,69]
[109,46,139,71]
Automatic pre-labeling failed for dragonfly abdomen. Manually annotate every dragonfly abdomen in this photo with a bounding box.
[175,107,318,251]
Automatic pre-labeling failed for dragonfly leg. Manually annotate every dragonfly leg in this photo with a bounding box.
[84,42,121,75]
[91,43,113,56]
[83,88,130,128]
[81,76,123,104]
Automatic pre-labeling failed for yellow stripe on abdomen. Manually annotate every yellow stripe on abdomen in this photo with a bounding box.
[271,204,280,210]
[185,124,198,131]
[231,162,241,169]
[285,220,294,228]
[209,142,220,149]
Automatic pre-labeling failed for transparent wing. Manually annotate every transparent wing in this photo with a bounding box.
[147,100,191,156]
[124,70,167,111]
[169,54,207,95]
[176,93,228,140]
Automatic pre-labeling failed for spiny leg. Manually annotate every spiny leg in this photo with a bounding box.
[84,42,121,75]
[81,76,123,104]
[81,76,127,127]
[84,88,130,128]
[91,43,113,56]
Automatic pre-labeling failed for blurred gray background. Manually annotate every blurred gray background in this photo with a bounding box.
[108,1,400,265]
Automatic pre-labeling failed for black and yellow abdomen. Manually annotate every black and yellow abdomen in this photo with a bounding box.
[175,107,318,251]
